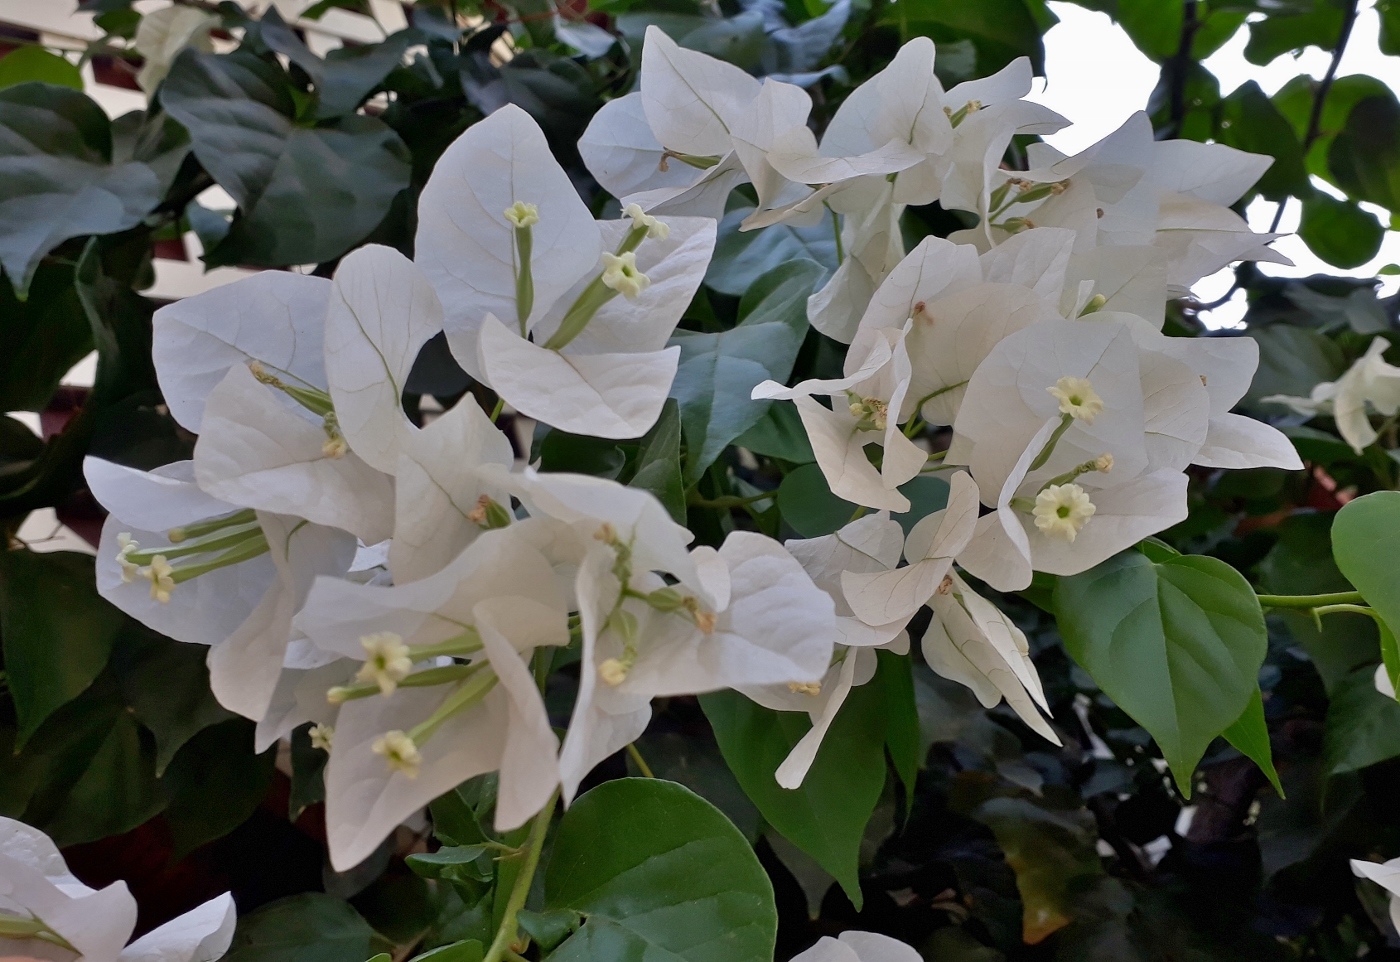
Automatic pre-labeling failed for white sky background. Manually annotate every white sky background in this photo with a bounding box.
[1027,1,1400,328]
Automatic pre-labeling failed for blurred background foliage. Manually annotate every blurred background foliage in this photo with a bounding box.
[3,0,1400,958]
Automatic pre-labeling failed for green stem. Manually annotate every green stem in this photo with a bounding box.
[1028,414,1074,473]
[1310,603,1376,619]
[626,742,655,778]
[514,228,534,334]
[1256,591,1365,609]
[490,397,506,423]
[483,793,558,962]
[824,201,844,263]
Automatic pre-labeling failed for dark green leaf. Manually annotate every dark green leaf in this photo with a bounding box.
[1222,687,1284,796]
[162,49,411,267]
[0,550,123,746]
[670,260,820,484]
[1298,193,1385,269]
[544,778,777,962]
[878,649,922,793]
[1244,2,1343,64]
[289,723,328,818]
[0,261,90,411]
[517,909,582,952]
[0,49,83,91]
[319,31,422,119]
[1245,324,1346,407]
[701,670,893,906]
[628,399,685,524]
[162,719,277,858]
[1110,0,1245,62]
[705,206,835,298]
[876,0,1045,73]
[113,625,236,774]
[1275,73,1392,183]
[1380,0,1400,55]
[777,463,949,538]
[0,84,166,294]
[733,401,814,464]
[1329,92,1400,213]
[1324,667,1400,774]
[1216,82,1310,201]
[1053,552,1268,795]
[223,894,375,962]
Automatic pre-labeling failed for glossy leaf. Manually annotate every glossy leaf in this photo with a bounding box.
[670,260,820,484]
[0,550,123,747]
[1222,688,1284,796]
[1332,491,1400,640]
[1053,551,1268,795]
[1298,193,1385,269]
[627,399,686,524]
[544,778,778,962]
[1324,668,1400,774]
[222,894,375,962]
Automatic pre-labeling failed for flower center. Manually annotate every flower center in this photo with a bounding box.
[1031,483,1096,541]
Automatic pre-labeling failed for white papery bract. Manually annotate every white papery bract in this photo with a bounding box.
[1351,857,1400,932]
[1266,336,1400,454]
[950,111,1289,300]
[923,571,1059,745]
[416,104,715,440]
[790,930,923,962]
[0,817,235,962]
[293,524,569,871]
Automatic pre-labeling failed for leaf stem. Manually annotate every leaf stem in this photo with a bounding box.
[490,398,505,423]
[482,792,557,962]
[1255,590,1365,609]
[626,742,655,778]
[1310,603,1376,619]
[687,490,774,509]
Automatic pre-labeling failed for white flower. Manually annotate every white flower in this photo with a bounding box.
[753,325,925,511]
[417,105,716,440]
[371,730,423,779]
[790,930,923,962]
[1351,857,1400,933]
[1047,376,1105,423]
[85,458,357,723]
[559,526,836,802]
[841,470,981,627]
[923,572,1059,745]
[355,632,414,696]
[309,724,334,752]
[623,203,669,239]
[1033,483,1097,540]
[1266,337,1400,454]
[504,201,539,228]
[785,513,908,648]
[0,816,235,962]
[293,525,568,871]
[600,251,650,298]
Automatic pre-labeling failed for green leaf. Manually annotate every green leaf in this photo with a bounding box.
[1244,324,1345,407]
[1244,2,1344,64]
[223,894,375,962]
[517,909,582,952]
[1380,0,1400,56]
[0,84,166,295]
[161,49,411,267]
[776,463,948,538]
[544,778,777,962]
[318,31,422,119]
[1329,92,1400,214]
[0,550,123,747]
[289,723,328,819]
[1053,552,1268,795]
[705,206,835,298]
[1222,688,1284,796]
[1275,73,1392,184]
[627,399,685,524]
[700,667,894,906]
[733,401,814,464]
[1324,667,1400,775]
[410,941,484,962]
[1110,0,1245,62]
[876,0,1046,73]
[878,649,922,794]
[0,49,83,91]
[1215,82,1310,201]
[670,260,820,484]
[162,719,277,858]
[113,625,236,774]
[1297,193,1385,269]
[0,261,91,410]
[1332,491,1400,640]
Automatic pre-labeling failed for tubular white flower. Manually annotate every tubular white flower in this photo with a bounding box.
[624,202,670,239]
[600,251,651,298]
[1047,375,1105,423]
[504,201,540,228]
[372,730,422,778]
[1032,483,1097,541]
[356,632,414,696]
